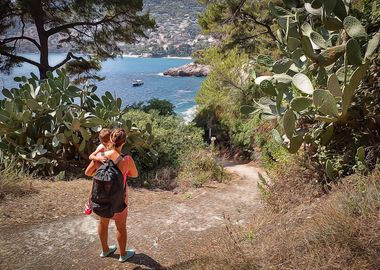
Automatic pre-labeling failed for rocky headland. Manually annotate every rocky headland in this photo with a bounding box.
[163,63,211,77]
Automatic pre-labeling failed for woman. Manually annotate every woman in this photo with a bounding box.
[86,128,138,262]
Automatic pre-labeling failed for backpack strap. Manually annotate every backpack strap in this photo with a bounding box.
[114,155,124,165]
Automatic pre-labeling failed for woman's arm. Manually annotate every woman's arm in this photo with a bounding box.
[85,161,97,177]
[126,156,138,178]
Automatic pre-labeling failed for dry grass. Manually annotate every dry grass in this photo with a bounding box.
[262,156,324,213]
[0,160,36,200]
[172,168,380,270]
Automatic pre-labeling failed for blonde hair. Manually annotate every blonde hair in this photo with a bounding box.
[109,128,127,149]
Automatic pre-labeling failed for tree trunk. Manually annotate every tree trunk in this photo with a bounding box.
[30,0,50,79]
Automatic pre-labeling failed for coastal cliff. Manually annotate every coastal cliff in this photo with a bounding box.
[163,63,211,77]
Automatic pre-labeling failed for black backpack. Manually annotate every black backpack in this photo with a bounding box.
[90,155,126,218]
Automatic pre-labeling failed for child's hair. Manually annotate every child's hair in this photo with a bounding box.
[109,128,127,149]
[99,128,111,144]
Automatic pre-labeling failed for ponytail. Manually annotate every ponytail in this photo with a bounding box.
[109,128,127,149]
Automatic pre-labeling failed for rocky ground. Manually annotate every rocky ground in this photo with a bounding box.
[0,161,262,270]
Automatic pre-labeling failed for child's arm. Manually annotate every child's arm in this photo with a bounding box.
[89,145,107,162]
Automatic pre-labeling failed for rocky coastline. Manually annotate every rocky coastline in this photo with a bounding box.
[163,63,211,77]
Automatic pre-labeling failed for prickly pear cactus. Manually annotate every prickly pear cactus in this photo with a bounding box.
[0,70,153,174]
[241,0,380,179]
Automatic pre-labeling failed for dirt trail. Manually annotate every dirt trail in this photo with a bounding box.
[0,161,262,270]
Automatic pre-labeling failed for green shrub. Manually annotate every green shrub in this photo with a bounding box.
[178,148,227,188]
[123,109,205,188]
[128,98,176,116]
[0,70,152,175]
[0,155,32,196]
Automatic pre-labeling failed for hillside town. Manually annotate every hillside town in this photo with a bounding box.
[8,0,213,57]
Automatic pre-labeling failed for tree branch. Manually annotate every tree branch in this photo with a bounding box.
[46,14,120,36]
[0,51,43,68]
[1,36,41,50]
[51,52,85,70]
[241,12,278,42]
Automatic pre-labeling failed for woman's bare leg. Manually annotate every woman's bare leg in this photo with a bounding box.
[115,210,128,256]
[98,217,110,252]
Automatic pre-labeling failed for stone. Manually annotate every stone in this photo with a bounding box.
[163,63,211,77]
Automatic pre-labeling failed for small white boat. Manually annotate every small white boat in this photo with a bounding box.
[132,80,144,87]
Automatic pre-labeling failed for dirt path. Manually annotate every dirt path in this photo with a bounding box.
[0,161,262,270]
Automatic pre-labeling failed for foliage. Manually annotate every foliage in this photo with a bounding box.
[198,0,282,57]
[178,148,227,188]
[128,98,176,116]
[0,0,155,78]
[242,0,380,180]
[0,155,32,195]
[0,70,153,174]
[123,109,204,188]
[194,48,264,152]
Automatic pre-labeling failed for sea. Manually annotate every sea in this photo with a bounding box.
[0,53,204,122]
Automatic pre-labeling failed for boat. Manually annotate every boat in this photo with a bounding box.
[132,79,144,87]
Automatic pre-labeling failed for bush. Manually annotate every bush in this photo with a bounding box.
[178,148,227,188]
[128,98,176,116]
[123,109,205,188]
[0,70,152,175]
[0,156,33,197]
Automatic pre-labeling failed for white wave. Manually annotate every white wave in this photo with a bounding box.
[177,89,192,93]
[181,106,197,124]
[176,101,191,106]
[122,54,141,58]
[165,56,192,60]
[157,72,170,77]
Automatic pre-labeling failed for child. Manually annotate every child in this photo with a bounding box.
[84,128,111,215]
[90,128,112,163]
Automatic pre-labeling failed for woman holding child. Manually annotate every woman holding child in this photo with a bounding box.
[85,128,138,262]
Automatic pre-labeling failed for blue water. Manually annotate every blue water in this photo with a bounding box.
[0,53,204,117]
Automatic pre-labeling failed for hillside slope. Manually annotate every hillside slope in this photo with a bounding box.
[8,0,210,57]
